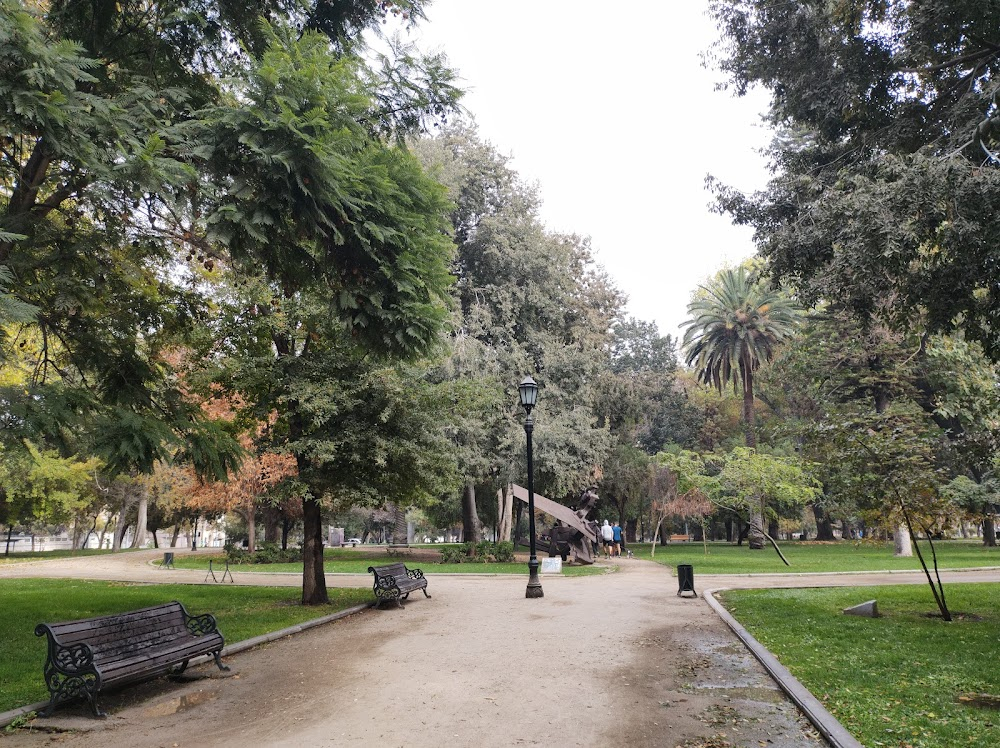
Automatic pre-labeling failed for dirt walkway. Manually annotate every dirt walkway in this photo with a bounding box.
[2,551,996,747]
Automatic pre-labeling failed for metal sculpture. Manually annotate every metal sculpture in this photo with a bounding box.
[511,485,600,564]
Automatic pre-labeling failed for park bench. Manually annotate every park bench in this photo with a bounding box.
[367,562,431,609]
[669,534,692,542]
[34,600,229,717]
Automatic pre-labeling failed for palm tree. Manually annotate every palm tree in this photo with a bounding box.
[681,266,800,548]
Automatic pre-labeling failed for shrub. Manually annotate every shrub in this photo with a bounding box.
[439,546,467,563]
[493,541,515,562]
[225,542,301,565]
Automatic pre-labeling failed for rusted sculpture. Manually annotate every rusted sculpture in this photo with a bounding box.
[511,484,599,564]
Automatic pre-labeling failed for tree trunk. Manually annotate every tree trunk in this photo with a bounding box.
[894,522,913,557]
[263,507,280,544]
[130,490,148,549]
[282,517,292,550]
[748,507,765,549]
[741,367,764,549]
[767,518,780,541]
[113,513,130,551]
[984,516,997,547]
[301,496,327,604]
[497,486,513,542]
[741,366,757,449]
[170,525,180,548]
[626,518,637,544]
[246,507,257,553]
[813,505,835,541]
[461,481,481,542]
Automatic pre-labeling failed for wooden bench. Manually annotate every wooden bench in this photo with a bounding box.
[367,562,431,608]
[34,601,229,717]
[669,534,692,542]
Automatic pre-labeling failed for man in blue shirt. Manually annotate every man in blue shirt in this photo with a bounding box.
[612,521,623,558]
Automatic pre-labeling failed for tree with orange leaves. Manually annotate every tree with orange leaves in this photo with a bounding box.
[647,451,712,557]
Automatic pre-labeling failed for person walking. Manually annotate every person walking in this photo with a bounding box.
[612,521,623,558]
[600,520,614,559]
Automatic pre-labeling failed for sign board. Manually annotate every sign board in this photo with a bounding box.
[540,557,562,574]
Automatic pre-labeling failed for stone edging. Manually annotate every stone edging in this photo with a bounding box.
[702,587,863,748]
[0,602,373,729]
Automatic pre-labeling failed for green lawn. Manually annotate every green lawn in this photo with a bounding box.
[165,547,607,576]
[720,583,1000,747]
[0,548,138,565]
[634,539,1000,574]
[0,579,370,715]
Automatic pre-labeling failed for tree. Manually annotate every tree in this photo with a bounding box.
[708,1,1000,359]
[414,125,626,535]
[647,450,711,556]
[0,0,244,480]
[682,266,800,546]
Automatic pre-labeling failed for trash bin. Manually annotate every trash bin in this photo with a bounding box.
[677,563,696,598]
[162,552,175,569]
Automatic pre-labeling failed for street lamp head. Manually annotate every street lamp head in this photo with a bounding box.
[518,376,538,414]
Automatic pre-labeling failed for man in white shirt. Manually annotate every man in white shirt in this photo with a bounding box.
[600,520,614,559]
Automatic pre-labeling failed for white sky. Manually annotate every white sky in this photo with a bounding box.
[405,1,774,341]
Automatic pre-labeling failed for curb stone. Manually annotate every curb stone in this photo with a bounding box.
[703,587,863,748]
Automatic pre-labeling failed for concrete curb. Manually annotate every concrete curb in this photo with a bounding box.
[703,587,863,748]
[695,565,1000,578]
[0,602,373,729]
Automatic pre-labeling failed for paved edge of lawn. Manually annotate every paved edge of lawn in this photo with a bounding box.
[0,602,374,729]
[691,565,1000,578]
[703,588,863,748]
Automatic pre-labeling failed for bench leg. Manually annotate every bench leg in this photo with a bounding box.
[421,586,431,599]
[213,650,231,672]
[86,691,107,719]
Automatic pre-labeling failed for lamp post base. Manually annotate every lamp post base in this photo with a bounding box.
[526,558,543,598]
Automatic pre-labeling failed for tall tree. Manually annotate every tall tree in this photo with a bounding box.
[681,266,799,547]
[414,125,625,538]
[708,0,1000,358]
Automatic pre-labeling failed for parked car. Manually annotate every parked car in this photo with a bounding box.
[345,538,362,547]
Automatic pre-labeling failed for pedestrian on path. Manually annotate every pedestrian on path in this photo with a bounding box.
[600,519,614,558]
[612,521,622,558]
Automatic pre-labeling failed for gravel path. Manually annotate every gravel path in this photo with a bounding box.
[2,549,996,747]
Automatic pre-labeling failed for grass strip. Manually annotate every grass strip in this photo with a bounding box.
[719,583,1000,747]
[635,539,1000,574]
[166,548,608,576]
[0,579,369,714]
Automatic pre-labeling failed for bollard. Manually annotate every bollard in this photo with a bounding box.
[677,563,697,597]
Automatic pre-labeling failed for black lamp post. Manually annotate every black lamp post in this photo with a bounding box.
[518,376,543,599]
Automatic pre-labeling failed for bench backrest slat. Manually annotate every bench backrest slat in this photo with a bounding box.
[370,563,408,578]
[43,602,196,663]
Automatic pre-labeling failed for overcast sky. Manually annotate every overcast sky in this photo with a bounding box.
[404,1,774,341]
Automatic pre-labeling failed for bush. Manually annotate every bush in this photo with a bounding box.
[225,542,301,565]
[438,546,467,563]
[438,540,515,564]
[493,541,515,562]
[473,540,493,562]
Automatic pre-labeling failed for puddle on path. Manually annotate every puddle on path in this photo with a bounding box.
[144,690,218,717]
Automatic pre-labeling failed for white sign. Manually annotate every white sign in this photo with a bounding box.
[540,557,562,574]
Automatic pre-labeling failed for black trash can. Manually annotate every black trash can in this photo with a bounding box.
[162,552,175,569]
[677,564,696,598]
